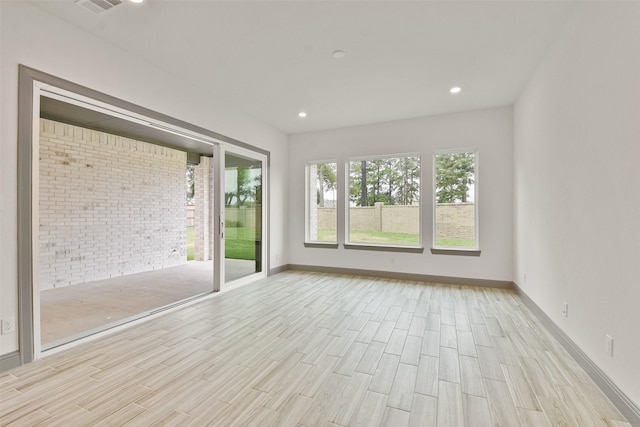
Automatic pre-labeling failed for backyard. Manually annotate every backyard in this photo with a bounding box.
[316,229,474,247]
[186,226,257,261]
[187,226,475,262]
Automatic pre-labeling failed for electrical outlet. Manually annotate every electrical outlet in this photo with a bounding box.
[605,334,614,357]
[562,301,568,318]
[1,318,16,335]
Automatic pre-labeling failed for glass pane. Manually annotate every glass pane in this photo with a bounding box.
[348,156,421,246]
[434,151,477,248]
[225,152,262,282]
[308,162,337,242]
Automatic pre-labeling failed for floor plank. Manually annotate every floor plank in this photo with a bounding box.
[437,380,464,427]
[408,393,437,427]
[463,393,493,427]
[388,363,418,411]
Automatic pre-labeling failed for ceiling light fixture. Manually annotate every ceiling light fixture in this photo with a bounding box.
[450,86,462,94]
[298,111,308,118]
[130,0,144,3]
[332,50,346,59]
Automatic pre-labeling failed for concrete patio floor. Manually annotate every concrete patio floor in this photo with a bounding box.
[40,259,256,346]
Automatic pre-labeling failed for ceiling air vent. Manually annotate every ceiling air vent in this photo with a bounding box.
[75,0,123,14]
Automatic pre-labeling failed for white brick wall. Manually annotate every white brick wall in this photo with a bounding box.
[39,119,187,290]
[194,156,214,261]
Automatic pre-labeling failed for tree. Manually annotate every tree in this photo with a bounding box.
[235,167,254,207]
[186,165,195,202]
[224,167,257,207]
[316,163,337,207]
[225,191,235,205]
[394,157,420,205]
[349,156,420,206]
[435,152,475,203]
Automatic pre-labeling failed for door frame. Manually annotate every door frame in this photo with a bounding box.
[220,144,269,286]
[17,65,270,364]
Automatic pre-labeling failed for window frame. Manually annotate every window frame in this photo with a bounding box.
[344,153,423,252]
[304,159,339,248]
[431,147,480,255]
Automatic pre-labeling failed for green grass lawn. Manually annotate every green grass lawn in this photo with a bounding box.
[187,227,257,261]
[225,227,257,260]
[435,237,475,248]
[186,227,195,261]
[190,226,474,260]
[316,229,337,242]
[349,230,419,245]
[318,229,419,246]
[317,229,475,248]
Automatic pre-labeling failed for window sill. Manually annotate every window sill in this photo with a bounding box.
[304,242,339,249]
[430,248,481,256]
[344,243,424,253]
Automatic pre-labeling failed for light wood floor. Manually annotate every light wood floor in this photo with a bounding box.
[1,271,631,426]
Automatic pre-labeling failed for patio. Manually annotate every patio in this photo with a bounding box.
[40,259,255,346]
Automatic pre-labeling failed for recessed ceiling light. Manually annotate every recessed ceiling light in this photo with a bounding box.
[298,111,308,118]
[332,50,346,59]
[130,0,144,3]
[450,86,462,94]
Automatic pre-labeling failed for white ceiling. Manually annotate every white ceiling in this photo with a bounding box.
[32,1,576,134]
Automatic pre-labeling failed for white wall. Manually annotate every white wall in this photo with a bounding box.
[0,2,288,355]
[289,107,513,282]
[514,3,640,406]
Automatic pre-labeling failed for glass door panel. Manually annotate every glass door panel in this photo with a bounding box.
[224,151,264,283]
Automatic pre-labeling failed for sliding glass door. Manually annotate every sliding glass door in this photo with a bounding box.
[18,68,269,362]
[222,147,267,284]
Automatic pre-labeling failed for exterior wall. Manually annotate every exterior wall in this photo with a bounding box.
[435,203,474,240]
[194,156,213,261]
[348,206,378,232]
[186,204,195,227]
[38,119,187,290]
[380,205,419,234]
[317,208,337,231]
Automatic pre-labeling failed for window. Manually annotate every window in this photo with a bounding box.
[347,155,421,247]
[306,161,337,243]
[433,149,478,250]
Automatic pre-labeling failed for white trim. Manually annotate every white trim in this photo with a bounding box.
[221,145,269,287]
[305,160,338,244]
[347,151,422,162]
[32,82,42,359]
[305,162,310,242]
[213,144,223,293]
[38,85,223,147]
[306,158,338,166]
[32,80,224,359]
[343,159,350,244]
